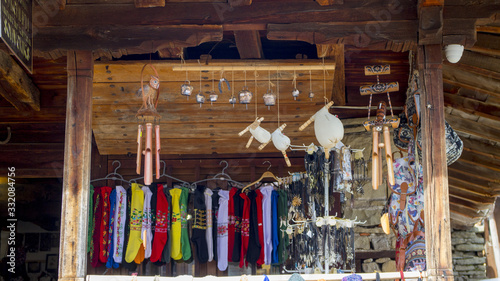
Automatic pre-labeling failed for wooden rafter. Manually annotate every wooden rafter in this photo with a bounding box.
[444,92,500,122]
[443,64,500,99]
[418,0,443,45]
[234,30,264,59]
[316,44,345,105]
[450,160,500,182]
[0,51,41,111]
[446,113,500,143]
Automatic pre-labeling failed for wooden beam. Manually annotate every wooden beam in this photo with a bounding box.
[467,33,500,57]
[476,25,500,34]
[446,50,500,81]
[267,21,418,45]
[234,30,264,59]
[450,160,500,182]
[228,0,251,7]
[443,64,500,99]
[134,0,165,8]
[458,150,500,173]
[445,113,500,143]
[316,44,345,105]
[460,136,500,159]
[35,25,223,52]
[444,92,500,122]
[418,5,443,45]
[418,44,453,280]
[59,50,94,281]
[0,50,40,111]
[315,0,343,6]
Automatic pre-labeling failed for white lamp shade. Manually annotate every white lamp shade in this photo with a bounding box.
[445,44,464,63]
[271,128,291,151]
[314,107,344,150]
[250,126,271,144]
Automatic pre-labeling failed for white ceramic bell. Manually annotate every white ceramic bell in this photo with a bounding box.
[196,92,206,107]
[292,88,300,100]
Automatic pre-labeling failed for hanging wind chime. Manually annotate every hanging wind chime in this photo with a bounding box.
[136,64,162,186]
[360,65,400,190]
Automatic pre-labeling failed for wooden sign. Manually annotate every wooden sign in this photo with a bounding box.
[364,65,391,76]
[359,82,399,95]
[0,0,33,73]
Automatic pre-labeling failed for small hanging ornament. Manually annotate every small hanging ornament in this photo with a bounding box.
[238,117,272,150]
[209,91,218,103]
[271,124,291,167]
[239,71,253,109]
[181,81,193,99]
[308,70,314,101]
[196,92,206,107]
[209,71,218,105]
[292,70,300,100]
[263,89,276,109]
[228,70,236,107]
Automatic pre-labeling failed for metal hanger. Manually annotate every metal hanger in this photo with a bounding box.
[130,160,190,188]
[90,160,131,184]
[242,161,282,193]
[190,160,244,189]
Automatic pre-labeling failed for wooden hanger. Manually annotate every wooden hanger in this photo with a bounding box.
[242,161,282,193]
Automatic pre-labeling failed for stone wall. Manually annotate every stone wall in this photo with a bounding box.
[452,225,486,281]
[355,226,397,273]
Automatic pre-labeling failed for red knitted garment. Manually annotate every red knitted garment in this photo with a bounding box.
[239,192,251,268]
[151,184,169,262]
[255,189,265,266]
[99,186,113,263]
[228,187,237,261]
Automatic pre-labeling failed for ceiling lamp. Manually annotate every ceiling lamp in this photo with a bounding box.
[444,44,464,63]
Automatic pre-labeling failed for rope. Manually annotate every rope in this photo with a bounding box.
[387,92,394,117]
[277,69,280,127]
[255,70,258,119]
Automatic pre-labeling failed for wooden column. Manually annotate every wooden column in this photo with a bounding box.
[59,50,94,281]
[418,45,453,280]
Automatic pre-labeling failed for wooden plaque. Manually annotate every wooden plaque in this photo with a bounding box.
[359,82,399,95]
[364,65,391,76]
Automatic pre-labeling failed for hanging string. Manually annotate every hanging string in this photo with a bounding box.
[268,70,271,91]
[244,70,247,89]
[254,69,258,119]
[231,70,235,108]
[277,69,280,127]
[368,94,373,120]
[211,70,215,105]
[309,70,313,101]
[323,64,328,105]
[387,92,394,117]
[292,70,297,89]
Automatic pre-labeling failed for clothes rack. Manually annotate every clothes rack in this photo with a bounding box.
[87,271,426,281]
[90,160,131,184]
[130,160,191,188]
[190,160,244,189]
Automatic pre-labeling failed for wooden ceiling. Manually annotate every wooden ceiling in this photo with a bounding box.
[0,1,500,228]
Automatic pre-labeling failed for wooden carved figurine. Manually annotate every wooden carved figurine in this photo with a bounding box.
[239,117,272,150]
[363,101,400,190]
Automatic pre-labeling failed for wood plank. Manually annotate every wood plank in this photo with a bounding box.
[93,60,334,83]
[92,103,332,124]
[418,5,443,45]
[36,1,418,26]
[450,210,482,229]
[450,202,485,219]
[448,169,500,195]
[0,50,41,111]
[446,51,500,81]
[449,194,494,211]
[467,33,500,57]
[315,0,343,6]
[449,177,500,197]
[458,150,500,173]
[460,137,500,159]
[316,44,345,106]
[94,136,319,155]
[229,0,251,7]
[418,44,453,280]
[59,50,93,281]
[449,184,497,205]
[0,123,66,143]
[0,107,67,124]
[446,112,500,143]
[450,160,500,182]
[267,21,418,45]
[35,25,223,52]
[476,25,500,34]
[92,81,333,105]
[444,92,500,122]
[234,31,264,59]
[134,0,165,8]
[443,64,500,99]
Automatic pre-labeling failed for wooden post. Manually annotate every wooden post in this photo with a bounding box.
[59,50,94,281]
[418,45,453,280]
